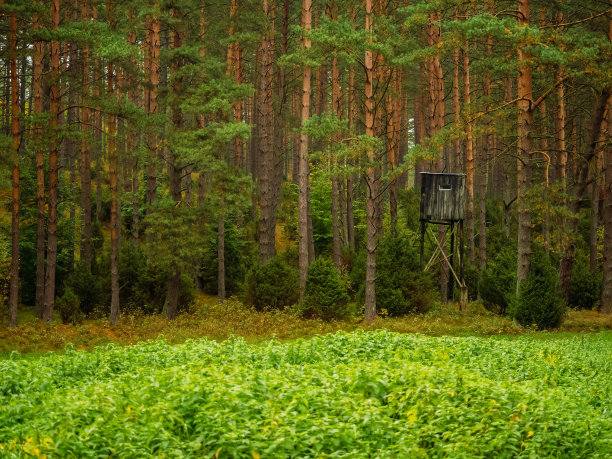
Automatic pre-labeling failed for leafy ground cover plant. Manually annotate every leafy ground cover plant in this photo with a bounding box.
[0,330,611,457]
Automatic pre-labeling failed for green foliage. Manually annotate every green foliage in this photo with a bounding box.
[568,259,601,310]
[245,256,299,311]
[0,246,9,309]
[366,232,435,316]
[278,182,298,242]
[55,287,83,325]
[116,244,157,314]
[479,243,517,315]
[200,223,252,298]
[300,258,351,321]
[398,188,420,233]
[1,331,612,456]
[462,264,480,302]
[66,261,102,315]
[510,248,566,330]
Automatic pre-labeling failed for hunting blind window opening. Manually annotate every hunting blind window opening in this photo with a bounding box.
[439,184,452,191]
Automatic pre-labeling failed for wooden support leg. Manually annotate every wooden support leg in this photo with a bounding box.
[459,219,466,311]
[448,222,455,301]
[420,220,425,269]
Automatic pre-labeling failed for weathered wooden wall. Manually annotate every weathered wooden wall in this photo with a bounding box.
[419,172,465,222]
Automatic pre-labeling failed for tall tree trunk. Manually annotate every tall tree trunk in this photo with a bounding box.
[218,213,225,303]
[166,8,185,320]
[298,0,312,298]
[127,10,140,248]
[452,10,462,174]
[146,8,160,211]
[346,61,356,251]
[386,68,398,231]
[464,43,475,266]
[364,0,377,322]
[480,9,493,271]
[590,144,604,272]
[33,11,46,319]
[44,0,61,323]
[602,94,612,313]
[93,4,102,222]
[107,11,120,326]
[8,13,19,328]
[562,92,609,299]
[80,0,93,270]
[330,22,341,268]
[516,0,534,292]
[258,0,277,263]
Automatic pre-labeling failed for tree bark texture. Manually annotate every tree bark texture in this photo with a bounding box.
[33,11,46,319]
[44,0,61,322]
[364,0,377,322]
[602,94,612,313]
[258,0,278,264]
[107,38,120,327]
[298,0,312,298]
[8,13,19,328]
[516,0,533,293]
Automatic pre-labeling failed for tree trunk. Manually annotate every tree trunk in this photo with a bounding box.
[146,8,160,210]
[386,68,399,231]
[464,44,475,266]
[602,94,612,313]
[346,62,356,251]
[452,10,462,174]
[218,214,225,303]
[258,0,277,264]
[516,0,534,293]
[331,44,341,268]
[8,13,19,328]
[107,37,120,326]
[80,0,93,270]
[589,148,603,272]
[364,0,377,322]
[298,0,312,298]
[166,267,180,320]
[44,0,61,323]
[33,11,46,319]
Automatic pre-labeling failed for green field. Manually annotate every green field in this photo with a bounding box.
[1,330,611,458]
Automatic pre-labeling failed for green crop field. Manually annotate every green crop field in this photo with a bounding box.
[1,330,611,458]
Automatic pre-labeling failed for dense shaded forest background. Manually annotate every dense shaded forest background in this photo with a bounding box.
[0,0,611,329]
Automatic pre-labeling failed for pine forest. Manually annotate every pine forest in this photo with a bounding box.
[1,1,612,455]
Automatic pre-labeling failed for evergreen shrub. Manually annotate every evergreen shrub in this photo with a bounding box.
[66,261,103,315]
[479,246,516,315]
[56,287,84,324]
[568,259,601,310]
[509,248,566,329]
[357,232,435,316]
[200,223,251,298]
[463,263,480,302]
[245,256,299,310]
[301,258,351,320]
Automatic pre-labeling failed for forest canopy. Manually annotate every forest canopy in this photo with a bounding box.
[0,0,611,328]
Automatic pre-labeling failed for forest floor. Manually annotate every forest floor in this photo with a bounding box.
[1,294,612,355]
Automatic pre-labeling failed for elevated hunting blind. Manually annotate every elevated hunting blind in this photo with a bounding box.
[419,172,467,309]
[419,173,465,222]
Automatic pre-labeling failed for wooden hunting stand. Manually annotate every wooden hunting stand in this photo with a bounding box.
[419,172,468,309]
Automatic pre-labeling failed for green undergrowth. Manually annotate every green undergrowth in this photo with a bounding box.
[1,330,611,457]
[1,295,612,355]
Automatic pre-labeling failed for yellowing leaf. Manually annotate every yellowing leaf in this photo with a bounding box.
[252,452,261,459]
